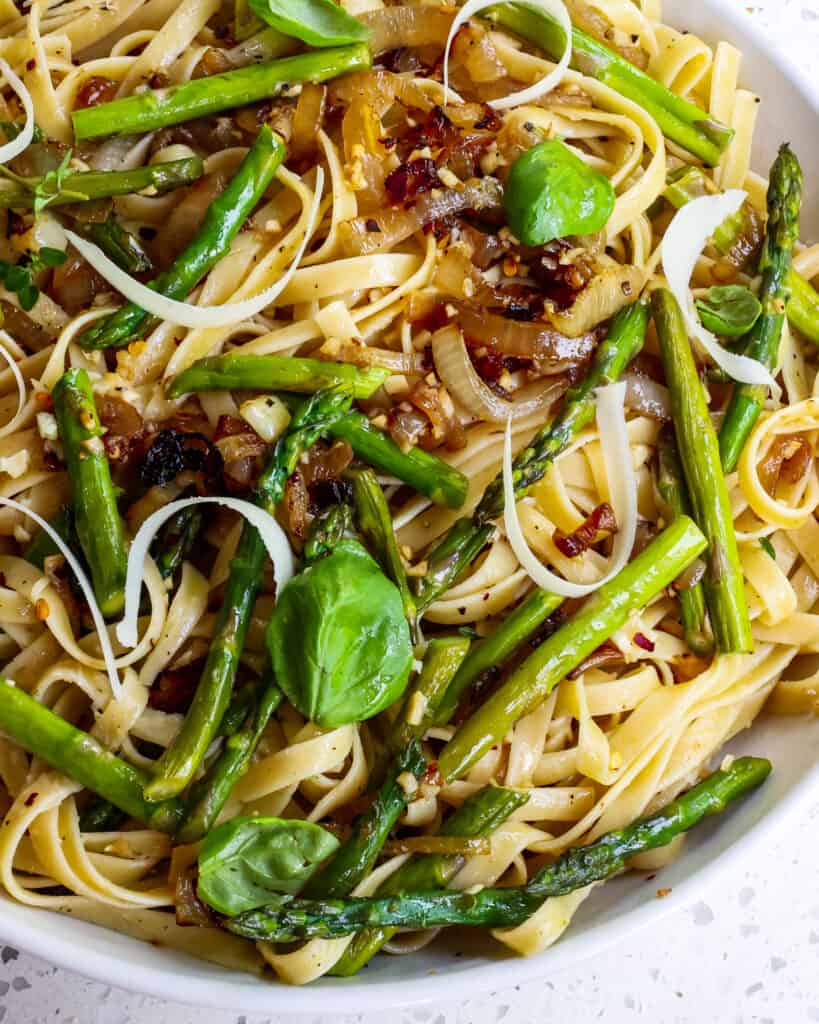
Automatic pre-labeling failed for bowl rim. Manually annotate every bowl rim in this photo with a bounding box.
[3,0,819,1012]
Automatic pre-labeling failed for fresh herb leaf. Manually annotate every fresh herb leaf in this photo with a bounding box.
[0,247,67,311]
[33,150,74,217]
[0,121,44,144]
[759,537,776,560]
[248,0,369,47]
[695,285,762,338]
[197,816,339,916]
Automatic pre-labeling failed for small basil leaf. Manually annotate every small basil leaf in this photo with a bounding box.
[18,284,38,311]
[37,246,68,268]
[197,816,339,916]
[504,139,615,247]
[267,538,413,727]
[247,0,369,47]
[695,285,762,337]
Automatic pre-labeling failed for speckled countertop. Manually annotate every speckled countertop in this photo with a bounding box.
[4,1,819,1021]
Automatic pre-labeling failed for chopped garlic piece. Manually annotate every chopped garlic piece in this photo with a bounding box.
[0,450,29,478]
[240,395,291,444]
[36,411,58,440]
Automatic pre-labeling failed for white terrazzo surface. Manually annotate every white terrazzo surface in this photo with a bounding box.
[4,0,819,1020]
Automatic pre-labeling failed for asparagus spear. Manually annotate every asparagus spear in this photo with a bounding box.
[416,299,649,611]
[302,740,426,900]
[719,145,804,472]
[85,217,153,275]
[662,164,819,347]
[485,5,733,166]
[23,505,76,569]
[176,679,283,843]
[383,636,470,758]
[151,504,203,580]
[0,158,204,209]
[0,680,185,833]
[652,289,751,653]
[145,388,353,802]
[72,45,371,140]
[438,515,706,782]
[277,394,469,509]
[52,369,128,618]
[303,502,353,564]
[332,785,528,975]
[656,429,713,657]
[433,589,565,727]
[78,127,285,351]
[352,467,416,629]
[168,354,388,401]
[226,756,771,939]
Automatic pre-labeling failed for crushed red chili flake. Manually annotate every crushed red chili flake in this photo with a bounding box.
[422,761,443,787]
[24,792,38,807]
[553,503,618,558]
[384,158,442,205]
[633,632,656,652]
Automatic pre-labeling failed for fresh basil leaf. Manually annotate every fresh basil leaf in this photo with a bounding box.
[36,246,68,269]
[695,285,762,338]
[248,0,369,47]
[504,139,615,247]
[197,816,339,916]
[267,538,413,727]
[17,283,38,311]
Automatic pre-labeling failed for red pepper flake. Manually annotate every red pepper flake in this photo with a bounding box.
[25,59,36,71]
[24,792,38,807]
[73,76,118,110]
[422,761,443,787]
[384,158,442,205]
[633,632,655,652]
[553,503,617,559]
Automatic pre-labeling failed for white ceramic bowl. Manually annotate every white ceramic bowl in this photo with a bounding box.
[3,1,819,1012]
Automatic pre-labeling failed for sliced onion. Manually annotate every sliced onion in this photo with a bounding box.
[502,381,637,597]
[622,371,671,422]
[443,0,572,110]
[59,168,323,331]
[662,192,776,391]
[116,496,295,649]
[432,324,566,423]
[0,59,35,165]
[0,333,28,438]
[0,497,122,699]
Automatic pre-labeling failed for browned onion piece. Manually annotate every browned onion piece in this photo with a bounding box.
[340,177,503,257]
[674,557,706,592]
[553,501,617,558]
[213,432,267,463]
[544,263,646,338]
[565,0,649,68]
[290,83,326,164]
[362,6,454,54]
[431,324,567,423]
[0,299,54,351]
[454,301,597,367]
[622,371,671,422]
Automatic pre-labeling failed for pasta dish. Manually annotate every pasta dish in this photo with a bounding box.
[0,0,816,985]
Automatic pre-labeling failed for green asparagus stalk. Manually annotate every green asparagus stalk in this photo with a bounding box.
[0,680,185,833]
[51,369,128,618]
[78,797,127,833]
[332,785,528,975]
[416,299,649,610]
[303,502,352,564]
[433,589,565,727]
[662,164,819,347]
[226,757,771,939]
[719,145,804,473]
[352,467,416,629]
[78,127,285,351]
[145,388,353,802]
[303,740,426,899]
[72,45,371,140]
[656,429,713,657]
[652,289,751,653]
[0,158,203,209]
[176,680,283,843]
[384,636,470,758]
[327,410,468,509]
[438,515,707,782]
[168,354,388,401]
[485,5,733,166]
[23,506,76,569]
[151,504,203,580]
[85,216,153,274]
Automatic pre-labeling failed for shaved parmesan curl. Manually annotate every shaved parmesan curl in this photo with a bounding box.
[0,59,35,165]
